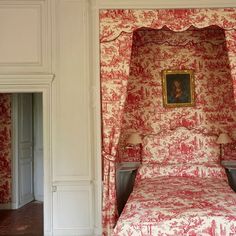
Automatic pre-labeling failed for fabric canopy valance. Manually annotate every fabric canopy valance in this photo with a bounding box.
[100,9,236,42]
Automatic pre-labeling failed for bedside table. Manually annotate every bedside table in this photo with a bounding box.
[221,160,236,192]
[116,162,140,215]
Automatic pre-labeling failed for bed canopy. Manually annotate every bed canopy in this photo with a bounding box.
[100,8,236,235]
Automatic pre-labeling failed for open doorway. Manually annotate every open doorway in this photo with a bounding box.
[0,76,53,236]
[0,93,44,235]
[12,93,43,208]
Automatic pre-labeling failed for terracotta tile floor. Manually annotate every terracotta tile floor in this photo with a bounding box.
[0,201,43,236]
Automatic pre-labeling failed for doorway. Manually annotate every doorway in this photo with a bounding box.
[11,93,43,209]
[0,93,44,235]
[0,75,53,236]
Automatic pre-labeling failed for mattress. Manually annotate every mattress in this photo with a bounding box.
[113,165,236,236]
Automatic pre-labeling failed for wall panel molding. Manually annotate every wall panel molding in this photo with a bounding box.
[0,0,51,73]
[53,183,94,235]
[53,0,91,182]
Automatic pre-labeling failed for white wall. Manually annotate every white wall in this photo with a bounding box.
[0,0,96,235]
[52,0,94,235]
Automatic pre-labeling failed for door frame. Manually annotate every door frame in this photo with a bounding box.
[0,74,54,236]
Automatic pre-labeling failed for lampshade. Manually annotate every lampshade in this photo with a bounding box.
[126,133,142,145]
[216,133,232,144]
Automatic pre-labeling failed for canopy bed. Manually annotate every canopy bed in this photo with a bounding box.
[100,8,236,235]
[113,128,236,235]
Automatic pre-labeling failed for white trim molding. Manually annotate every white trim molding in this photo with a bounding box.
[0,74,54,236]
[90,0,102,234]
[0,1,52,74]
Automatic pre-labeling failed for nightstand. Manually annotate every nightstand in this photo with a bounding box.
[221,160,236,192]
[116,162,140,215]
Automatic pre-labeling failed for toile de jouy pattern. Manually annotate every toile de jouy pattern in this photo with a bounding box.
[136,163,227,180]
[114,135,236,235]
[113,174,236,236]
[100,8,236,235]
[120,26,236,162]
[0,94,11,204]
[141,129,220,164]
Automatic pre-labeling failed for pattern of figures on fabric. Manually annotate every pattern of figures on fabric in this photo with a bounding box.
[100,8,236,235]
[120,27,236,162]
[0,94,11,204]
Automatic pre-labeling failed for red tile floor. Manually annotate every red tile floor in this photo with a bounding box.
[0,201,43,236]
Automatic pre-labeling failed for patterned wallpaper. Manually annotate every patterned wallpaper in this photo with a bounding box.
[120,26,236,162]
[0,94,11,204]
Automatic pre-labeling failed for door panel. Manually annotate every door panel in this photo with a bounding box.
[18,93,34,207]
[19,159,33,204]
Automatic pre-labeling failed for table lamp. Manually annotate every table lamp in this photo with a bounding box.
[216,132,232,161]
[126,132,142,146]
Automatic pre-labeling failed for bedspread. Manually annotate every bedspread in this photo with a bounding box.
[113,176,236,236]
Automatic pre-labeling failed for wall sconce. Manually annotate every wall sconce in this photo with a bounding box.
[216,132,232,162]
[126,132,142,162]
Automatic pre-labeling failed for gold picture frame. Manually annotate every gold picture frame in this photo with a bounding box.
[162,69,195,108]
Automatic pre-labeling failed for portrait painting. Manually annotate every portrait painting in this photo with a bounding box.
[162,70,194,108]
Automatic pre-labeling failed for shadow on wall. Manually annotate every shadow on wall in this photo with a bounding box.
[119,26,236,162]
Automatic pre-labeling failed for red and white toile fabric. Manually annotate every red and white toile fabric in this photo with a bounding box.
[120,25,236,162]
[136,163,227,181]
[0,94,11,204]
[101,32,134,235]
[141,129,220,165]
[113,165,236,236]
[100,8,236,235]
[100,9,236,41]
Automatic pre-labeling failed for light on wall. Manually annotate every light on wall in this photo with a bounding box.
[216,133,232,162]
[126,132,142,162]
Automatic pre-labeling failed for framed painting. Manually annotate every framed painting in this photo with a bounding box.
[162,70,195,108]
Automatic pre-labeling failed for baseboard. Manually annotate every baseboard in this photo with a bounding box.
[53,228,94,236]
[94,227,102,235]
[35,194,44,202]
[0,203,11,209]
[44,230,53,236]
[10,202,18,209]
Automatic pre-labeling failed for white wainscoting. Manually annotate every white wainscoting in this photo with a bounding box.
[0,0,51,73]
[52,182,94,236]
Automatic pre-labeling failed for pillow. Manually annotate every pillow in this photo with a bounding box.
[141,129,219,164]
[136,163,227,181]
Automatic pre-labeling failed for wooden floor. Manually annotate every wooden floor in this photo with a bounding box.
[0,201,43,236]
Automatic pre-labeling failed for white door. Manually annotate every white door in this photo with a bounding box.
[18,93,34,207]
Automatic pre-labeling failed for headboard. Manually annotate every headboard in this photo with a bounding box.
[142,127,220,164]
